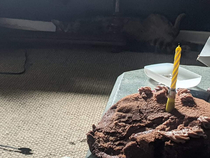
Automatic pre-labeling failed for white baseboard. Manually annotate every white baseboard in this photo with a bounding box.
[0,18,56,32]
[176,30,210,45]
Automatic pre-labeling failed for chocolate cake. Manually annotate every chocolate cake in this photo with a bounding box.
[87,86,210,158]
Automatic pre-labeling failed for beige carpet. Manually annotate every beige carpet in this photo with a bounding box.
[0,45,203,158]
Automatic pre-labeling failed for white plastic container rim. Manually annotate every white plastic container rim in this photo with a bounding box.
[144,63,202,88]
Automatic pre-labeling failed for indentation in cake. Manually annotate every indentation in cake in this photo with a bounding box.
[158,126,206,143]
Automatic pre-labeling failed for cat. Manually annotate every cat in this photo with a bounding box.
[51,13,186,53]
[122,13,186,52]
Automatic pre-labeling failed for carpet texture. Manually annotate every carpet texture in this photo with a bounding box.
[0,46,203,158]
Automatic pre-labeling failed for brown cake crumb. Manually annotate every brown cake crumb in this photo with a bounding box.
[154,86,168,103]
[87,86,210,158]
[177,88,195,106]
[138,87,153,99]
[198,116,210,129]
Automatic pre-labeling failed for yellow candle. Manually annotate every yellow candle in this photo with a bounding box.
[166,45,182,112]
[171,45,182,89]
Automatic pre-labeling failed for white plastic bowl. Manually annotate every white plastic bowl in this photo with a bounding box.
[144,63,202,88]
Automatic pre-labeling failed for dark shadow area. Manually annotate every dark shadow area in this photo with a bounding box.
[0,145,33,155]
[0,40,204,96]
[0,15,205,96]
[0,46,125,95]
[189,89,210,102]
[0,1,210,31]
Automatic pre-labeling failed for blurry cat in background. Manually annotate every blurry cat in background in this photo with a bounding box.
[52,13,186,53]
[122,13,186,53]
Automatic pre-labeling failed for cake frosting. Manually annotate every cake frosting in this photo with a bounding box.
[87,86,210,158]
